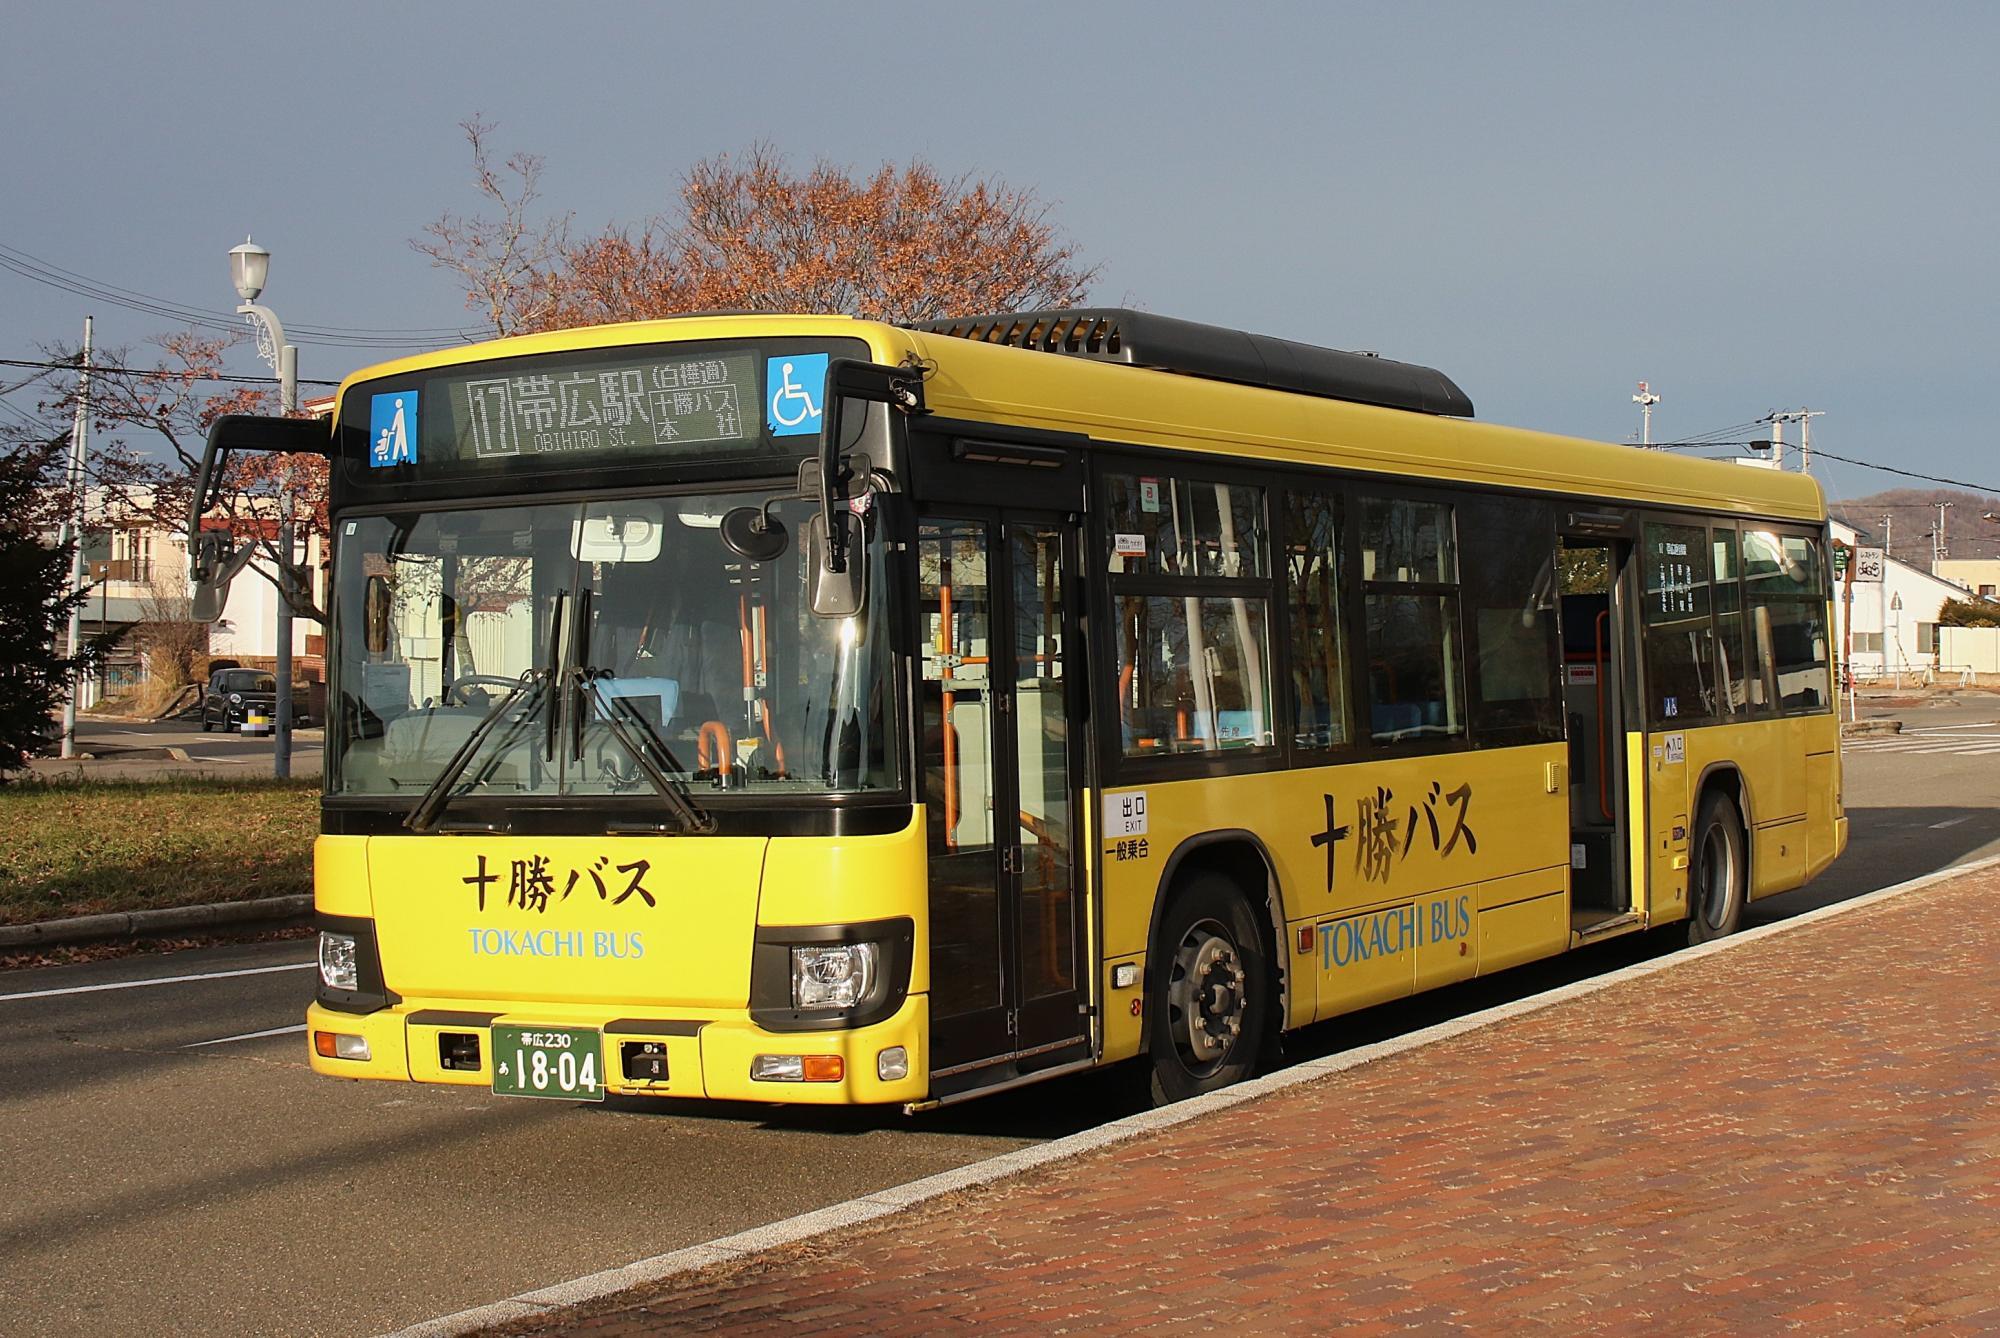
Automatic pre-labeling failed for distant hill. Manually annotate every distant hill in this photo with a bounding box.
[1828,488,2000,565]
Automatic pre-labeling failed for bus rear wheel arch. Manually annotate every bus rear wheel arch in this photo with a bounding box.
[1144,870,1273,1105]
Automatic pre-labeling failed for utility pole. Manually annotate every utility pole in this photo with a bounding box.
[1934,501,1952,573]
[1879,514,1891,681]
[275,511,294,780]
[1795,409,1824,473]
[58,316,93,759]
[1632,381,1660,447]
[1766,409,1824,472]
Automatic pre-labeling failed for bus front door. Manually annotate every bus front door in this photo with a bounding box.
[919,512,1090,1096]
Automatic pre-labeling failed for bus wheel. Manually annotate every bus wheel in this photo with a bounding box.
[1146,874,1269,1106]
[1688,792,1746,945]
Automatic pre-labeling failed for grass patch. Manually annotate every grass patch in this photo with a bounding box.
[0,777,319,925]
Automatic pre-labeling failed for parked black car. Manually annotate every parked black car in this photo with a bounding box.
[200,668,309,732]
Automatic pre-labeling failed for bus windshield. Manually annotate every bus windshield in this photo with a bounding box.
[329,488,899,802]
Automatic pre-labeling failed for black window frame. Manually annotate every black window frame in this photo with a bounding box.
[1088,444,1834,790]
[1098,457,1284,782]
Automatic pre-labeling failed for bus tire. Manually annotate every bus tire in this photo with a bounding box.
[1688,791,1746,945]
[1145,872,1270,1106]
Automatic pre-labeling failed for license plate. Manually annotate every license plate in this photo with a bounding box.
[491,1025,605,1101]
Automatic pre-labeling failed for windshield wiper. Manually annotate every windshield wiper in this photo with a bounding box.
[573,667,716,834]
[403,670,549,833]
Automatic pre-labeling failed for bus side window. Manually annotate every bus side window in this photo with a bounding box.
[1358,496,1465,743]
[1642,521,1717,725]
[1459,494,1563,745]
[1283,488,1350,749]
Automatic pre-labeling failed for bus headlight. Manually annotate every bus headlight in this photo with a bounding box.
[319,931,360,992]
[791,942,879,1010]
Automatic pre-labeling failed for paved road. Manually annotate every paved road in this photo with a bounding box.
[34,717,325,778]
[1,704,1993,1336]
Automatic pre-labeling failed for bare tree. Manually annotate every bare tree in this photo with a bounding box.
[413,115,573,337]
[136,575,209,691]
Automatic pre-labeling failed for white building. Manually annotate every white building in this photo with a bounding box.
[69,488,325,709]
[1828,519,1965,679]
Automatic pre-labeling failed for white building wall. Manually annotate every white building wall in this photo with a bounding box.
[1829,520,1969,677]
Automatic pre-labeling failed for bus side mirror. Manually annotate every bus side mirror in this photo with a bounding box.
[189,528,257,622]
[187,413,331,621]
[807,511,868,618]
[808,360,921,618]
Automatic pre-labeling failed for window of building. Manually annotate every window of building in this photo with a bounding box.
[1851,631,1883,655]
[1359,497,1464,743]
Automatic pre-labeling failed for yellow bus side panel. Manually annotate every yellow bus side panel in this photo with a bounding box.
[1678,717,1828,903]
[314,835,373,918]
[1099,743,1569,1033]
[1479,889,1570,975]
[762,814,930,998]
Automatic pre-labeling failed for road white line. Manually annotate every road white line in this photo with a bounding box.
[0,962,314,1003]
[1930,816,1975,829]
[183,1023,309,1049]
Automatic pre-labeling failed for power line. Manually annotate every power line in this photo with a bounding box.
[0,241,492,349]
[1650,437,2000,495]
[0,356,340,387]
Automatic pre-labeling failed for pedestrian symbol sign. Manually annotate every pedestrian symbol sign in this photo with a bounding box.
[371,391,418,467]
[766,354,827,438]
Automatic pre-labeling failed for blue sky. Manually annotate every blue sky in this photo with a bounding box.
[4,2,1995,512]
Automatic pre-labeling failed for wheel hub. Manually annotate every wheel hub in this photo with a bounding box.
[1173,927,1246,1065]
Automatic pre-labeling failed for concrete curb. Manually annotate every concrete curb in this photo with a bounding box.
[1839,719,1902,737]
[0,894,314,950]
[383,851,2000,1338]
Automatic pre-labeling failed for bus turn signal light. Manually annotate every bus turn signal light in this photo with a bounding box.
[750,1054,845,1083]
[314,1031,371,1061]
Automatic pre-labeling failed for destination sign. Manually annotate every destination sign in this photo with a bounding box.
[339,336,871,483]
[444,351,757,461]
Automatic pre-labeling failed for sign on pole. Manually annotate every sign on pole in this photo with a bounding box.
[1854,547,1885,583]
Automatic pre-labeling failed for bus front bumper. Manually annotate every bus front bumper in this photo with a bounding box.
[304,995,929,1105]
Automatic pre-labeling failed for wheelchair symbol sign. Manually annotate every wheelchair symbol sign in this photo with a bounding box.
[767,354,827,438]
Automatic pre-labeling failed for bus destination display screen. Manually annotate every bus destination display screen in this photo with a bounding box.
[445,350,757,461]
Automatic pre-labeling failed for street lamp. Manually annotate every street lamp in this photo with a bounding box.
[227,236,300,778]
[228,238,296,411]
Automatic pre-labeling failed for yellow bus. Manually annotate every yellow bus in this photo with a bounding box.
[193,308,1845,1109]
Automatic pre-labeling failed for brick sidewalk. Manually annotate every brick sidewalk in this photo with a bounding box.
[503,871,2000,1336]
